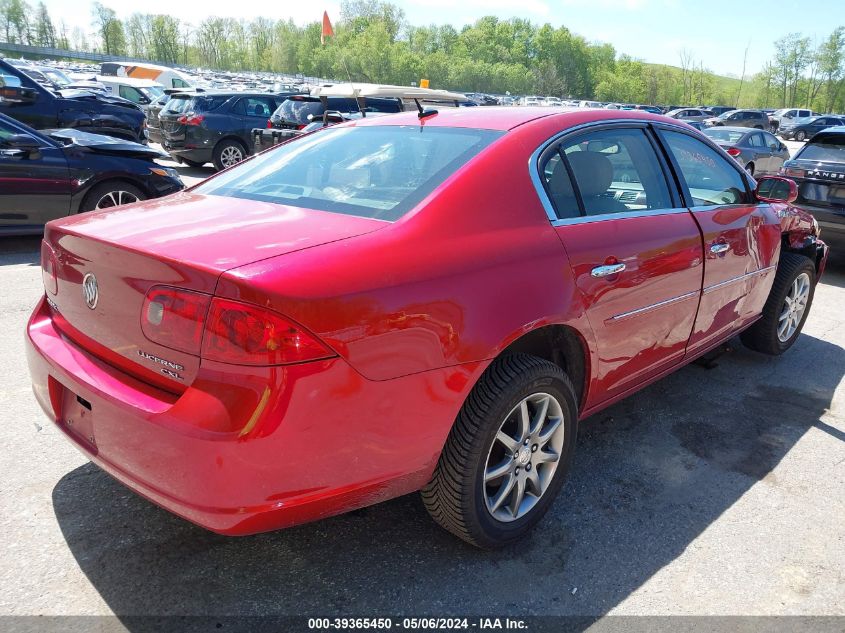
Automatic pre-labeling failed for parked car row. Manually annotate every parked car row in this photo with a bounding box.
[2,55,843,258]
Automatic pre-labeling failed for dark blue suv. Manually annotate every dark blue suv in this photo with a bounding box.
[160,91,298,171]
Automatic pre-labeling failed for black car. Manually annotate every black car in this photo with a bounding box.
[778,115,845,141]
[160,91,297,171]
[145,92,170,145]
[781,127,845,251]
[0,59,147,143]
[0,112,183,236]
[267,95,403,131]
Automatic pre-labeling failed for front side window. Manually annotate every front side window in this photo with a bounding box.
[195,126,503,221]
[662,130,749,206]
[118,85,143,103]
[541,128,673,218]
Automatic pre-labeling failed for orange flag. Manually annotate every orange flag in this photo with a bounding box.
[321,11,334,45]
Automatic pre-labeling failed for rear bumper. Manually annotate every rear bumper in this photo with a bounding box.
[163,145,213,163]
[26,296,474,535]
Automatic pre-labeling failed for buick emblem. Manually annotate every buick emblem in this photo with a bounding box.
[82,273,99,310]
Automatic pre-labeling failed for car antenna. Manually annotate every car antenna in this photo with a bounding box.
[414,98,438,119]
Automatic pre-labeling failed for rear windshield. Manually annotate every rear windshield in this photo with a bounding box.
[195,125,503,221]
[273,97,402,124]
[796,136,845,162]
[704,129,745,144]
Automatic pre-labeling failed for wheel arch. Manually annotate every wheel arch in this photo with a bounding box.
[214,135,250,155]
[76,176,152,212]
[495,324,590,412]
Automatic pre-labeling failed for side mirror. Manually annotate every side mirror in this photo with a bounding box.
[756,176,798,204]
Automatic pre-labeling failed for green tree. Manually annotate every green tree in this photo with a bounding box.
[33,2,55,47]
[92,2,125,55]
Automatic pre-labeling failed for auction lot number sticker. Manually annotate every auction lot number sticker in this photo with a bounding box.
[308,618,528,630]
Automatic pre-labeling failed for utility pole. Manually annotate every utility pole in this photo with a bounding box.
[736,41,750,108]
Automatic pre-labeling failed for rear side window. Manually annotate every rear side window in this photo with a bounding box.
[546,128,673,217]
[662,130,749,206]
[274,99,325,125]
[194,126,503,221]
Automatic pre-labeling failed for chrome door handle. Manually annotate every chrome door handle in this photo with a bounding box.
[591,263,626,278]
[710,243,730,254]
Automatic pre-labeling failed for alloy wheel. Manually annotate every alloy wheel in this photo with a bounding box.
[220,145,244,168]
[95,190,140,209]
[778,272,811,342]
[483,393,566,522]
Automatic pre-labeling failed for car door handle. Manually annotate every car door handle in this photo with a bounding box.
[710,243,730,254]
[591,263,626,278]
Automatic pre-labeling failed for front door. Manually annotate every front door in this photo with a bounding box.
[657,128,781,357]
[0,119,71,231]
[539,125,703,407]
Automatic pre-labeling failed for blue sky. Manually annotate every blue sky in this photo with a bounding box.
[43,0,841,77]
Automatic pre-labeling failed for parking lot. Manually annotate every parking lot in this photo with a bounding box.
[1,125,844,619]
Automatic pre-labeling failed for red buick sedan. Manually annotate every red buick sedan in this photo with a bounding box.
[26,107,828,548]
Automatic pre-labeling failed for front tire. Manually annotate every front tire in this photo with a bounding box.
[796,131,806,142]
[740,252,816,355]
[421,354,578,548]
[81,181,146,212]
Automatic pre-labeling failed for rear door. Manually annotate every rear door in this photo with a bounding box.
[0,117,71,230]
[232,96,278,147]
[657,127,781,357]
[539,124,703,406]
[747,131,771,173]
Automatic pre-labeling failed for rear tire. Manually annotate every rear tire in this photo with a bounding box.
[421,354,578,549]
[745,162,755,176]
[212,139,247,171]
[81,181,146,212]
[740,252,816,355]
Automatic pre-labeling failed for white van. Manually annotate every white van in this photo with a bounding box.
[100,62,196,91]
[95,76,164,105]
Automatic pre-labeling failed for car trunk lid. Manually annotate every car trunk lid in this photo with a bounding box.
[43,192,386,390]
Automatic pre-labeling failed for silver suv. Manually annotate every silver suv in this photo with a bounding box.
[704,109,769,129]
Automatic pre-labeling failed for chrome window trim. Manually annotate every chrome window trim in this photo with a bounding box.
[528,119,696,226]
[550,207,689,227]
[607,290,700,322]
[702,265,776,295]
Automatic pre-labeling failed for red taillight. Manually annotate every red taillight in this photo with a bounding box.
[177,114,204,126]
[141,286,212,355]
[266,119,273,129]
[782,167,805,178]
[201,298,333,366]
[726,147,742,157]
[296,124,306,130]
[41,241,57,295]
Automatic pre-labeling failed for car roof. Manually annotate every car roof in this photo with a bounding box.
[810,125,845,135]
[170,90,280,98]
[349,106,675,131]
